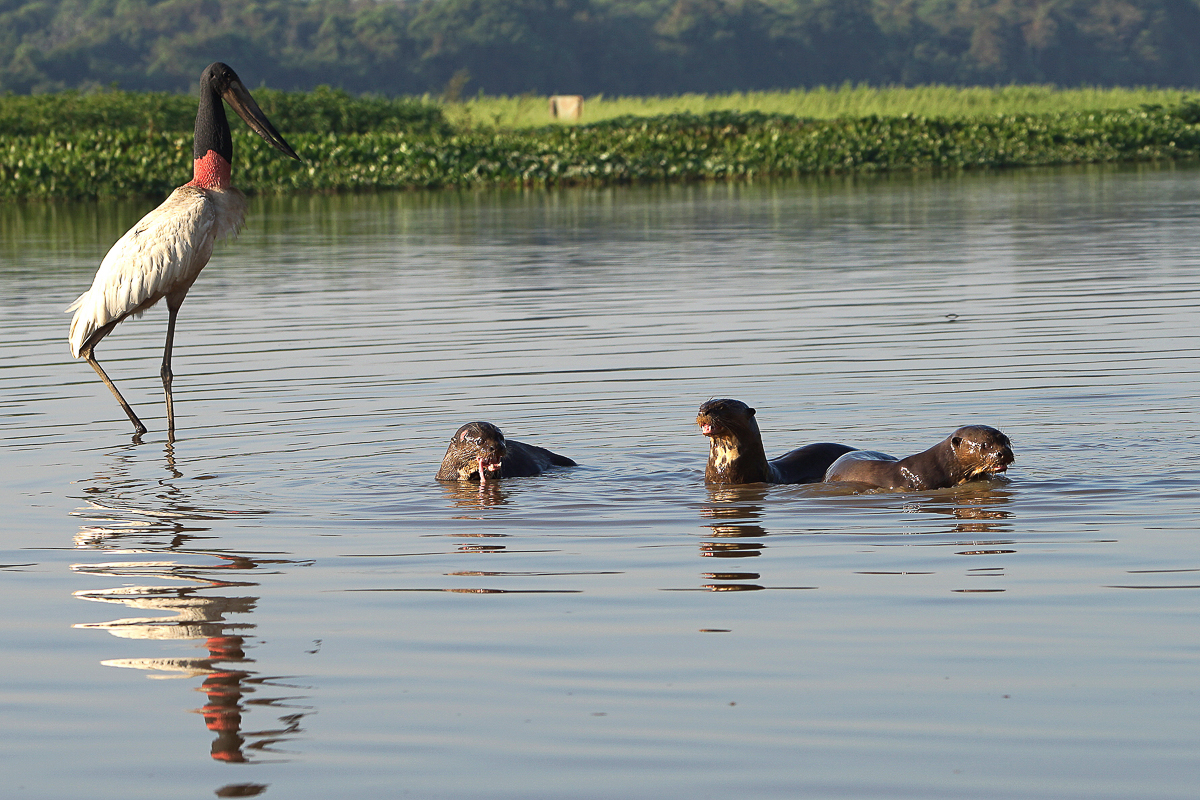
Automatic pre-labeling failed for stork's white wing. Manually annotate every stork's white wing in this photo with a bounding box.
[68,187,217,357]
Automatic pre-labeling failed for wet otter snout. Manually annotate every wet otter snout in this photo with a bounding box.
[697,399,753,439]
[953,427,1014,477]
[466,429,506,481]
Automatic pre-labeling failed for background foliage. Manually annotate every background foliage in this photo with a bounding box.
[5,98,1199,200]
[3,0,1200,96]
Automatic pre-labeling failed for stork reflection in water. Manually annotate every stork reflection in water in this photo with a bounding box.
[67,62,300,437]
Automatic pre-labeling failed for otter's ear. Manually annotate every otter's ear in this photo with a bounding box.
[951,436,963,448]
[748,407,756,416]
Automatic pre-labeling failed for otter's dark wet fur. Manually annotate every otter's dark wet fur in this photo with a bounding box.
[435,421,576,482]
[696,398,856,485]
[824,425,1014,490]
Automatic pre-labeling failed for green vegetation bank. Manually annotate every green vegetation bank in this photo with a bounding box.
[3,88,1200,200]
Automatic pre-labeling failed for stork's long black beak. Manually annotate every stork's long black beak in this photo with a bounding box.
[222,79,301,162]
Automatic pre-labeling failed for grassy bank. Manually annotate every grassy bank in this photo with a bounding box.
[446,85,1199,129]
[2,87,1199,200]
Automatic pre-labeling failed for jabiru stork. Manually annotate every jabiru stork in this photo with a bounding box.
[67,62,300,437]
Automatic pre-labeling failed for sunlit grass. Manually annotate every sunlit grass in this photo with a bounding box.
[442,84,1196,129]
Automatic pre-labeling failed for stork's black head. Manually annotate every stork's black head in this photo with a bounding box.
[194,62,300,165]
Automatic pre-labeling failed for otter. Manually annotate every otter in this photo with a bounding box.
[435,421,576,482]
[696,398,856,485]
[823,425,1014,491]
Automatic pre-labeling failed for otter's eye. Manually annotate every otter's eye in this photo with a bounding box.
[981,442,991,451]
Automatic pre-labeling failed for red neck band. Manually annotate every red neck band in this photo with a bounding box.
[187,150,232,189]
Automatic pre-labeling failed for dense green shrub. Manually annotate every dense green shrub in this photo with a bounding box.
[0,88,448,137]
[3,105,1199,200]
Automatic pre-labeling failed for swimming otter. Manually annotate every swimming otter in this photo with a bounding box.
[823,425,1014,490]
[435,421,576,482]
[696,398,856,485]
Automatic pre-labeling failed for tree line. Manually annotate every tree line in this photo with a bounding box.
[3,0,1200,97]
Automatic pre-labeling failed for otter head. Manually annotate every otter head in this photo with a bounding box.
[696,398,761,441]
[950,425,1014,481]
[446,421,508,482]
[697,398,770,483]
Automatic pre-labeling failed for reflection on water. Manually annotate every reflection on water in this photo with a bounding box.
[70,443,311,779]
[701,485,771,512]
[73,561,309,766]
[440,479,513,510]
[698,490,769,593]
[942,489,1015,536]
[5,168,1200,799]
[72,442,271,548]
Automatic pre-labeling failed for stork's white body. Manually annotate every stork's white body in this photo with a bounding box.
[67,186,247,358]
[67,61,298,438]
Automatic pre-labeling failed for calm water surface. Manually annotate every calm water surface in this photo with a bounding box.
[2,167,1199,799]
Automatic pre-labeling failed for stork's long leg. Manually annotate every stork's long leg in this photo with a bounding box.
[82,347,147,435]
[161,303,180,436]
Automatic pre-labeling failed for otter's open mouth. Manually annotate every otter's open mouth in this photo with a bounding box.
[477,456,503,481]
[974,462,1009,479]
